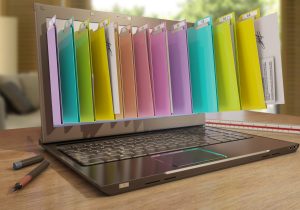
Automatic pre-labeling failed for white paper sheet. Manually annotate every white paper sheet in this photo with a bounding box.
[255,13,285,104]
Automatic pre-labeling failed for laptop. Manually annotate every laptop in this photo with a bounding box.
[34,3,299,195]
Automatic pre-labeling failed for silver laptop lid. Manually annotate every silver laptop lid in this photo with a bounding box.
[34,3,204,144]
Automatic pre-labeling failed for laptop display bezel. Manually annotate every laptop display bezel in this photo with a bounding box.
[34,3,205,144]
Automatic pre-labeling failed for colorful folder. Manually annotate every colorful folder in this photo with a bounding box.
[114,25,125,119]
[90,24,114,120]
[187,17,218,113]
[46,16,62,125]
[119,26,138,118]
[214,18,241,111]
[133,25,155,117]
[236,16,266,110]
[75,22,95,122]
[150,22,173,116]
[217,13,240,79]
[57,18,80,123]
[168,21,192,115]
[102,20,121,114]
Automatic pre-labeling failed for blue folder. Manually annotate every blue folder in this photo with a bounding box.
[57,19,80,123]
[187,17,218,113]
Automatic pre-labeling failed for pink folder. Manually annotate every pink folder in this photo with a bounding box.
[133,26,154,117]
[46,17,62,125]
[150,23,172,116]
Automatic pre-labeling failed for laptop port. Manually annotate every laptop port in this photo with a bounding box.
[164,176,176,181]
[145,180,160,185]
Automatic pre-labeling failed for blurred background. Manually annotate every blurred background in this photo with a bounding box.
[0,0,298,130]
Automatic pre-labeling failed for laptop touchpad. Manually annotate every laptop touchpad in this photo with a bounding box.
[152,148,227,168]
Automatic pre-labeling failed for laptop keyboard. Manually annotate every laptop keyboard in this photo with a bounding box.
[57,126,252,166]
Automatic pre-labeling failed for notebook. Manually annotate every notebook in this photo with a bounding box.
[168,21,192,115]
[187,17,218,113]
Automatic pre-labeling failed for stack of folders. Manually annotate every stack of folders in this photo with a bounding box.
[46,8,284,126]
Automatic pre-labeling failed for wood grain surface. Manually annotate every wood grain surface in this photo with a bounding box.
[1,111,300,210]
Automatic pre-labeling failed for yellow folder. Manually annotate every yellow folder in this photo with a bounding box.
[236,18,266,110]
[213,21,241,111]
[90,25,114,120]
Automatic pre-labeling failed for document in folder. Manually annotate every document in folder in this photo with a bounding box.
[46,16,62,125]
[90,24,114,120]
[187,17,218,113]
[168,21,192,115]
[133,25,155,117]
[102,20,121,114]
[75,22,95,122]
[57,19,80,123]
[214,19,241,111]
[237,18,266,110]
[254,13,285,104]
[150,22,173,116]
[119,26,138,118]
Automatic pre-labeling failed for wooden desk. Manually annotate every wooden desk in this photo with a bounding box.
[1,111,300,210]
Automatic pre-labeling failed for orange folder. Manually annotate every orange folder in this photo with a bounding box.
[114,24,125,119]
[119,26,138,118]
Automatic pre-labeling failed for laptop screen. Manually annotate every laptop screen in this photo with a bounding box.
[35,3,204,144]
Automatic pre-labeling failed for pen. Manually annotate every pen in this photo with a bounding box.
[13,155,44,170]
[11,160,49,192]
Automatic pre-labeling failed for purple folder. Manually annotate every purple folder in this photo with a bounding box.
[46,17,62,125]
[150,23,172,116]
[168,21,192,115]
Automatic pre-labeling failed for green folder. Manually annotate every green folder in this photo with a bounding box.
[75,23,95,122]
[213,21,241,111]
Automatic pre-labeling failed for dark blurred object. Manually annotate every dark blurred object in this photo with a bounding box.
[280,0,300,116]
[0,72,40,130]
[0,0,91,73]
[0,81,34,114]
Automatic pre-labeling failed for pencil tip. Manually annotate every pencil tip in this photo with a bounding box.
[7,187,16,194]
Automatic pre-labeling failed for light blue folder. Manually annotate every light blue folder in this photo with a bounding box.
[57,19,80,123]
[187,17,218,113]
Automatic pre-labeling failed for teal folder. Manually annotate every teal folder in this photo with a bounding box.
[57,19,80,123]
[187,17,218,113]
